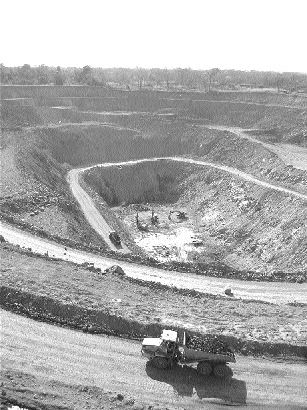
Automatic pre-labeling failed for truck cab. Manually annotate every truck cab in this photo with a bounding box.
[141,330,181,368]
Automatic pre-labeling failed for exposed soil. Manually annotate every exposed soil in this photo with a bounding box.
[0,131,105,249]
[3,309,306,410]
[1,369,148,410]
[1,86,307,409]
[1,243,306,358]
[2,89,306,280]
[3,221,306,307]
[84,160,307,275]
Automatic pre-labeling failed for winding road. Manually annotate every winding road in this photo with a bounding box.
[1,153,306,304]
[78,156,307,200]
[3,94,307,409]
[1,221,306,305]
[66,154,306,257]
[2,310,306,409]
[206,125,307,172]
[2,115,307,409]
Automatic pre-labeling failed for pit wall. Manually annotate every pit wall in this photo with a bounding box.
[2,85,307,106]
[2,96,305,145]
[1,285,306,359]
[83,158,307,276]
[1,85,117,99]
[83,162,189,206]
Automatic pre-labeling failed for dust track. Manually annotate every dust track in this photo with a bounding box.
[2,309,306,409]
[67,169,131,253]
[68,155,306,255]
[162,97,307,110]
[1,154,306,304]
[206,125,307,171]
[1,221,306,304]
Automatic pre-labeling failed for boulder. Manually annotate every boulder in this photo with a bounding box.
[105,265,125,276]
[224,287,234,297]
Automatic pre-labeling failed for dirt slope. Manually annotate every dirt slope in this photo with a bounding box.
[67,168,130,253]
[0,140,104,250]
[1,221,306,304]
[1,87,306,277]
[2,310,307,410]
[2,242,306,349]
[84,159,307,274]
[206,125,307,172]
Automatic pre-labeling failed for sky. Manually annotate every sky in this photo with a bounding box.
[1,0,306,73]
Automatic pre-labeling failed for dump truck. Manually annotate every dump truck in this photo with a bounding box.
[141,329,235,377]
[109,231,121,246]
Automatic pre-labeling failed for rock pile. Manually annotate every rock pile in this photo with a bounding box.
[186,335,235,358]
[104,265,125,276]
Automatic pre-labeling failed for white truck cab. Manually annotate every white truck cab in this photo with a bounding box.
[141,330,179,360]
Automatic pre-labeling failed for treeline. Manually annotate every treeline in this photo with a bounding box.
[1,64,307,92]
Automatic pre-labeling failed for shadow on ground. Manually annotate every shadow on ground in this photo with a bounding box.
[146,361,247,405]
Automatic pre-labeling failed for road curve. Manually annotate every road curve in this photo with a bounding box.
[206,125,307,172]
[67,155,306,261]
[85,157,307,201]
[1,221,306,304]
[2,309,306,409]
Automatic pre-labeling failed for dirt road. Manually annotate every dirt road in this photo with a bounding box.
[1,221,306,304]
[67,168,131,253]
[162,97,307,110]
[86,157,307,200]
[206,125,307,172]
[67,155,306,258]
[1,310,306,409]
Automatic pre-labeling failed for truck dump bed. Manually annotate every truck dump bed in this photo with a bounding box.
[181,332,236,363]
[182,346,236,363]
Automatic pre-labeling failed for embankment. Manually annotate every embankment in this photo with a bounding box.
[2,85,306,144]
[84,161,307,275]
[1,86,306,277]
[1,286,306,359]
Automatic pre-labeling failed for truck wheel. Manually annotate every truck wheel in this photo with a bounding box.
[197,361,212,376]
[151,357,170,369]
[213,364,233,378]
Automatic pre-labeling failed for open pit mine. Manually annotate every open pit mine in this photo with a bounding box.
[1,85,307,410]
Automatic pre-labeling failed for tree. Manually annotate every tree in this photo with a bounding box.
[54,66,64,85]
[18,64,35,84]
[207,68,220,91]
[36,65,50,84]
[162,68,170,89]
[75,65,95,85]
[0,64,13,84]
[91,68,106,86]
[274,73,284,92]
[136,67,146,89]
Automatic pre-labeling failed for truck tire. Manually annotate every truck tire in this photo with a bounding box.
[151,357,170,369]
[197,361,212,376]
[213,364,233,378]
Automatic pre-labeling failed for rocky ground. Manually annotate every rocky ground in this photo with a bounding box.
[1,243,306,354]
[85,160,307,276]
[2,369,150,410]
[3,308,306,410]
[2,90,306,280]
[0,132,106,249]
[1,87,307,409]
